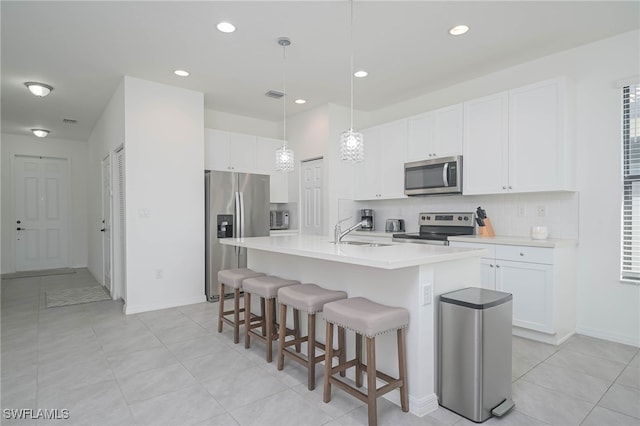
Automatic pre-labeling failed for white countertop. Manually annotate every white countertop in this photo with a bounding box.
[351,230,396,238]
[221,234,483,270]
[448,235,578,248]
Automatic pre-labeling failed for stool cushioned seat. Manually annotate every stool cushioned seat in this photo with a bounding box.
[243,275,299,299]
[278,284,347,314]
[218,268,265,289]
[323,297,409,338]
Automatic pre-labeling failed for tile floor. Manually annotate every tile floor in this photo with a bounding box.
[1,269,639,426]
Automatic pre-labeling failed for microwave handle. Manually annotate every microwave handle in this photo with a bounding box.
[442,162,450,187]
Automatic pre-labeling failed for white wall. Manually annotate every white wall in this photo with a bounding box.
[1,134,89,273]
[204,109,278,139]
[349,30,640,346]
[87,81,125,281]
[122,77,205,313]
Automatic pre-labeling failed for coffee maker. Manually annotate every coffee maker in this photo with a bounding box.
[360,209,374,231]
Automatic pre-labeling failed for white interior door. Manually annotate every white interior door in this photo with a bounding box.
[102,156,113,296]
[14,155,70,271]
[112,147,127,302]
[301,158,323,235]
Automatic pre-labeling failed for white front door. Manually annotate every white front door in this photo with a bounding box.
[14,155,70,271]
[102,156,113,296]
[301,158,323,235]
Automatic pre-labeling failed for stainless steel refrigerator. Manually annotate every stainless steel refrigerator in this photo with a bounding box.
[205,170,270,302]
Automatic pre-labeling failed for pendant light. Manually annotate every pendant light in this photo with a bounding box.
[340,0,364,163]
[275,37,295,172]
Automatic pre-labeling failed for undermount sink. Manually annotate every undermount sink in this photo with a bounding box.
[330,241,392,247]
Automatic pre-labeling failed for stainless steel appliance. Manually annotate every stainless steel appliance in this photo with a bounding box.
[385,219,405,233]
[404,155,462,196]
[392,212,475,245]
[205,170,270,302]
[438,287,515,422]
[270,210,290,230]
[360,209,374,231]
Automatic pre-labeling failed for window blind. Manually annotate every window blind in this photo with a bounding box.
[621,84,640,282]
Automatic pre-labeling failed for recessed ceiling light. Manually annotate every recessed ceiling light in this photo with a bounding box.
[217,22,236,33]
[294,99,306,104]
[31,129,50,138]
[174,70,190,77]
[24,82,53,97]
[354,70,368,78]
[449,25,469,36]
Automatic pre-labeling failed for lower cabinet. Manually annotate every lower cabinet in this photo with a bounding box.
[449,240,576,344]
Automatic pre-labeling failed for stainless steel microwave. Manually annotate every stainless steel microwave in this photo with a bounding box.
[404,155,462,196]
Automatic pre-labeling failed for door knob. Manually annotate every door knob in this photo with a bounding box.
[100,228,106,232]
[16,220,21,224]
[16,227,24,231]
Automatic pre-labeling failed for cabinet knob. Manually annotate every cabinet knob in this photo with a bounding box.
[496,264,501,268]
[502,186,507,190]
[519,252,524,256]
[509,186,513,189]
[489,264,494,268]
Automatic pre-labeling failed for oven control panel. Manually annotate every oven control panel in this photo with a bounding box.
[419,212,475,227]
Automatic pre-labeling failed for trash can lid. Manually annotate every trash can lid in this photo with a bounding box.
[439,287,512,310]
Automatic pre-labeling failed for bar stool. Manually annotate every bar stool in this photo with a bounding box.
[217,268,265,344]
[323,297,409,426]
[243,275,300,362]
[277,284,348,390]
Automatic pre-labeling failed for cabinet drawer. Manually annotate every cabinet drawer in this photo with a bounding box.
[495,245,553,264]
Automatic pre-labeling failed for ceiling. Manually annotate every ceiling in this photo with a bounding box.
[2,1,639,142]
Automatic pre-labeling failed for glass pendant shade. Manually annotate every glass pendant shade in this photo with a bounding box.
[275,144,294,172]
[340,128,364,163]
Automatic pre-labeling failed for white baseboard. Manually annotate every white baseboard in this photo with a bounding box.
[383,392,439,418]
[575,325,640,348]
[512,327,574,346]
[124,295,207,314]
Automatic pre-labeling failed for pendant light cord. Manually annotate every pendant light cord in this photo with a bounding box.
[282,44,287,146]
[349,0,354,130]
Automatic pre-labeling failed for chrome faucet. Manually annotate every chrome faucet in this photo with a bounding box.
[334,217,366,244]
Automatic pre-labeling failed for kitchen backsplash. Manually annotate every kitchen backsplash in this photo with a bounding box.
[340,192,579,240]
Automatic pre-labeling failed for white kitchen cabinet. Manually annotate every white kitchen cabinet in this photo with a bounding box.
[449,239,576,345]
[406,103,463,162]
[354,119,407,200]
[204,129,256,173]
[462,78,574,195]
[462,92,510,195]
[256,137,288,203]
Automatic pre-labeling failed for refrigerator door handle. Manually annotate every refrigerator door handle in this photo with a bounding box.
[239,192,246,238]
[234,191,241,256]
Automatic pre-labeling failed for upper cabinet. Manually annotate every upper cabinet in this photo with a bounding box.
[463,78,574,195]
[205,129,256,173]
[205,129,288,203]
[354,120,407,200]
[406,103,463,162]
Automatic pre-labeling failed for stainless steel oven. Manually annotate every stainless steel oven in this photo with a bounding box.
[392,212,475,245]
[404,155,462,196]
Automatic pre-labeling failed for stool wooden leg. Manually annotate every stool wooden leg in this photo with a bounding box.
[277,303,287,371]
[397,328,409,412]
[244,291,252,349]
[338,327,346,378]
[323,322,334,403]
[294,308,301,353]
[356,332,363,388]
[217,283,225,333]
[366,336,378,426]
[260,298,266,336]
[265,297,274,362]
[233,288,241,344]
[307,313,316,390]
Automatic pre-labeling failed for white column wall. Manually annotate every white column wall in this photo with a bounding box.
[122,76,205,313]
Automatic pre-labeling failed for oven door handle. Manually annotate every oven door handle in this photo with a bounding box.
[442,162,449,187]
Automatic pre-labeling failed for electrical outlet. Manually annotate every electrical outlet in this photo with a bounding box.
[517,205,526,217]
[422,283,432,305]
[537,206,546,217]
[155,269,163,279]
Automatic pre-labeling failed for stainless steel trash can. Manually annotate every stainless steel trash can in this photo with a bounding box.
[438,287,515,423]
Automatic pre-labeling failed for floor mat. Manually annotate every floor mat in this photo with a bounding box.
[45,286,111,308]
[2,268,76,280]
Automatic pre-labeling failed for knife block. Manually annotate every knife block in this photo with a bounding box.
[478,218,496,237]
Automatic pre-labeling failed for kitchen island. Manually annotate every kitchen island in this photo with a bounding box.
[221,235,483,417]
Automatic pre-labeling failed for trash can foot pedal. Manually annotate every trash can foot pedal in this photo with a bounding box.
[491,399,515,417]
